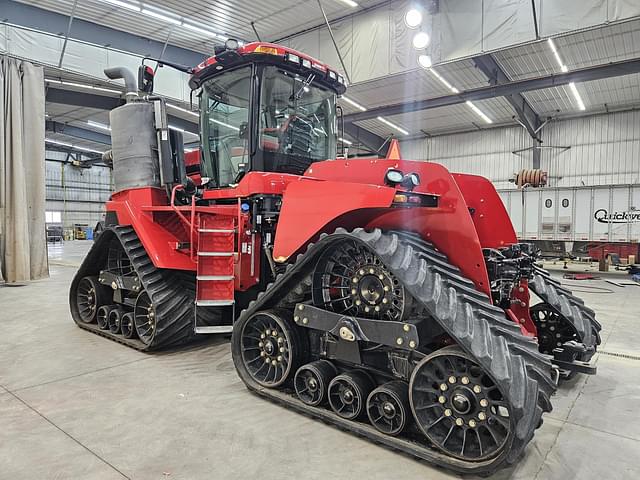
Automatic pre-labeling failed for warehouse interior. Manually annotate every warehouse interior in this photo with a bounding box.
[1,1,640,479]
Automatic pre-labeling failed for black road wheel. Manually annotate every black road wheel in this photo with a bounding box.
[367,381,410,436]
[134,291,156,346]
[238,310,305,388]
[312,239,409,321]
[121,312,136,339]
[410,347,513,461]
[108,307,124,334]
[295,360,337,406]
[96,305,114,330]
[328,370,375,420]
[75,276,110,323]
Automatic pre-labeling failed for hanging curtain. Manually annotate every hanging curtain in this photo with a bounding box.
[0,56,48,283]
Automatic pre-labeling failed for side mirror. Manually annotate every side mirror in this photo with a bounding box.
[138,65,155,94]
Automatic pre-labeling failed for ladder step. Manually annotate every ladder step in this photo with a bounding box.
[198,228,236,233]
[196,300,235,307]
[197,275,234,281]
[195,325,234,334]
[198,252,234,257]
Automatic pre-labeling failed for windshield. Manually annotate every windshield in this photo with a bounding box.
[199,64,338,187]
[259,66,336,174]
[200,66,251,187]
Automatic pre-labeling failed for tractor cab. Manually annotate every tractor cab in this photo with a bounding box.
[189,42,346,189]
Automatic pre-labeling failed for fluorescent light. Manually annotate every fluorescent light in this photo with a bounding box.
[169,125,185,133]
[412,32,430,50]
[405,9,422,28]
[417,55,432,69]
[376,116,409,136]
[337,0,359,7]
[341,96,367,112]
[99,0,140,12]
[547,38,568,72]
[339,137,353,145]
[466,101,493,124]
[210,118,239,132]
[568,82,586,110]
[427,68,458,93]
[168,104,199,118]
[75,145,107,154]
[46,138,72,147]
[87,120,111,131]
[46,79,121,94]
[182,22,221,37]
[141,7,181,25]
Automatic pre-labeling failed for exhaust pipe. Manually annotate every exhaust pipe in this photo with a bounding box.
[104,66,138,102]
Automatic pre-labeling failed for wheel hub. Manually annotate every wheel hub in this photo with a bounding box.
[451,389,474,415]
[358,275,385,305]
[341,387,355,404]
[382,401,397,419]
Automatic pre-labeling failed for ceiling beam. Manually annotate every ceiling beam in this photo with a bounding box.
[0,0,206,67]
[344,57,640,124]
[46,120,111,144]
[473,54,541,140]
[343,122,389,156]
[45,87,199,134]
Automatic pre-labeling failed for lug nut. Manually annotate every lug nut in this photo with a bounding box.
[374,306,380,312]
[294,316,300,323]
[403,324,410,332]
[355,300,362,306]
[473,385,482,394]
[396,338,403,345]
[448,376,456,384]
[260,351,266,357]
[383,286,390,292]
[409,340,416,348]
[440,384,448,391]
[461,376,470,385]
[480,399,488,408]
[264,358,270,364]
[359,269,365,275]
[271,360,277,366]
[279,347,285,353]
[439,396,446,404]
[298,304,304,311]
[302,318,308,325]
[260,333,266,339]
[277,337,284,345]
[378,274,384,280]
[382,298,388,304]
[352,277,359,283]
[478,412,486,421]
[258,342,264,348]
[277,355,282,362]
[369,268,375,274]
[469,419,477,428]
[455,418,464,426]
[364,306,370,313]
[444,409,452,416]
[271,330,277,336]
[351,289,357,295]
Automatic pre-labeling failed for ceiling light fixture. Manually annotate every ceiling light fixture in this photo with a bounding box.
[337,0,359,7]
[46,79,122,94]
[466,101,493,124]
[547,38,568,72]
[87,120,111,131]
[167,104,200,118]
[427,69,459,93]
[417,54,432,69]
[405,8,422,28]
[210,118,240,132]
[341,96,367,112]
[377,116,409,136]
[74,145,107,154]
[141,7,182,25]
[339,137,353,145]
[568,82,586,110]
[100,0,141,12]
[412,32,430,50]
[45,138,72,148]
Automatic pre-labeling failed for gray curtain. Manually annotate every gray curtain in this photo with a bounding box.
[0,57,48,283]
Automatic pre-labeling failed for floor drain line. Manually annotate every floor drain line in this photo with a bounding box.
[598,350,640,361]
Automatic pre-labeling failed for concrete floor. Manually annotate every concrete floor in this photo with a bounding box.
[1,241,640,480]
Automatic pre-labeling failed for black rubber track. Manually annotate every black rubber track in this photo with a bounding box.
[529,266,602,361]
[232,228,557,475]
[69,226,222,351]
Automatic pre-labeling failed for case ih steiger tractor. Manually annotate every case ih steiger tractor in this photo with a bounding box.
[69,40,600,474]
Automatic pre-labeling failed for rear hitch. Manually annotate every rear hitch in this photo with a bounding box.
[552,340,597,375]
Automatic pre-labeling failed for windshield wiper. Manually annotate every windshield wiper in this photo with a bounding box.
[291,73,316,101]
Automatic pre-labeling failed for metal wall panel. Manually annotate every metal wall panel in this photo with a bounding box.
[401,110,640,188]
[45,159,112,228]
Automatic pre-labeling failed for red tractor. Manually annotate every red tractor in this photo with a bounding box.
[69,40,600,474]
